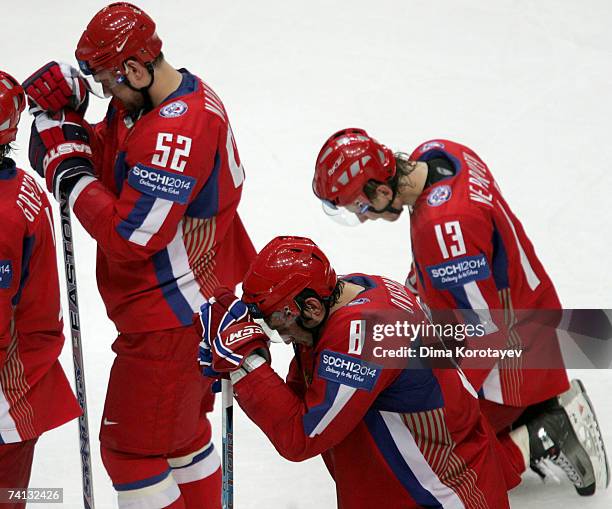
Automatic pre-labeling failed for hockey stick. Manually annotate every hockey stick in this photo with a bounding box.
[59,193,95,509]
[221,379,234,509]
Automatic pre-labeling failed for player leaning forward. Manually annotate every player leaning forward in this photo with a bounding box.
[23,3,255,507]
[0,73,81,504]
[312,129,609,494]
[201,236,511,508]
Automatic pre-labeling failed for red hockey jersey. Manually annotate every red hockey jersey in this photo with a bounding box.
[408,139,569,406]
[0,160,81,443]
[234,274,509,509]
[69,70,255,333]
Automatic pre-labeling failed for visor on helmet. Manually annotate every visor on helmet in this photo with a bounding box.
[321,200,363,227]
[78,67,126,99]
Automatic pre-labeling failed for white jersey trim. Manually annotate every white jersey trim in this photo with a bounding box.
[498,202,541,291]
[69,175,97,210]
[166,221,207,313]
[116,473,180,509]
[380,411,466,509]
[0,384,21,443]
[481,365,504,404]
[463,281,499,335]
[308,384,356,438]
[169,443,221,485]
[128,198,173,247]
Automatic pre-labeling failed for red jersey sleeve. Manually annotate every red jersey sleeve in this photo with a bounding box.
[90,120,108,169]
[285,356,307,399]
[233,313,398,462]
[413,213,500,310]
[413,213,509,387]
[69,112,226,262]
[0,217,25,366]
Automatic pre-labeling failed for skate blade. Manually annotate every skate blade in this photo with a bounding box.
[558,379,610,493]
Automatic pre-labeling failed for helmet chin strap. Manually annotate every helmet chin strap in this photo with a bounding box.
[124,62,156,112]
[368,188,403,216]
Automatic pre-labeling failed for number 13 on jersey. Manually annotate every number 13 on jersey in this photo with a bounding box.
[434,220,466,259]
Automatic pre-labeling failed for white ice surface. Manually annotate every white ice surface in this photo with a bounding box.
[5,0,612,507]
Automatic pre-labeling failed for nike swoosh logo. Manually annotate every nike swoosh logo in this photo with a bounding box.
[116,38,129,53]
[103,417,118,425]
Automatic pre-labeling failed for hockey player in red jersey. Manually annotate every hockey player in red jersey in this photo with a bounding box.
[200,236,511,509]
[22,3,255,508]
[0,71,81,507]
[312,129,609,495]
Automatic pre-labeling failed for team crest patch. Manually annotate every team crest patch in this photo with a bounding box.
[420,141,445,153]
[427,185,452,207]
[0,260,13,289]
[160,100,188,118]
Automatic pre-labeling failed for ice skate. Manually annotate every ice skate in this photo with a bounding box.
[528,379,610,495]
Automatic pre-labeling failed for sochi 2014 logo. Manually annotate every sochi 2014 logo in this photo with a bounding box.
[427,185,452,207]
[160,100,189,118]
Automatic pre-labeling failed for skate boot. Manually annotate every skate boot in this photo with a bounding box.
[527,379,609,495]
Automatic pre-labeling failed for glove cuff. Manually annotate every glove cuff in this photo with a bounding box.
[52,161,94,201]
[229,353,267,384]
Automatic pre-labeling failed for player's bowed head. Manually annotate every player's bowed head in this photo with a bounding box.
[75,2,181,114]
[312,128,429,224]
[0,71,26,160]
[241,236,361,347]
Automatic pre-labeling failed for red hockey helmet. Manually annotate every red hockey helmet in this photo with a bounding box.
[0,71,26,145]
[75,2,162,78]
[313,128,396,208]
[242,236,337,319]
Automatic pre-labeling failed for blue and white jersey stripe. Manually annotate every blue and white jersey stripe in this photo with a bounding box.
[447,283,498,335]
[169,442,221,484]
[370,409,468,508]
[302,382,357,438]
[114,468,180,509]
[165,223,207,313]
[152,221,207,326]
[116,194,172,247]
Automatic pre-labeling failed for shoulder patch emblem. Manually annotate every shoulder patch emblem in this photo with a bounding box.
[427,185,452,207]
[318,350,382,391]
[426,254,490,289]
[160,100,189,118]
[128,164,195,204]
